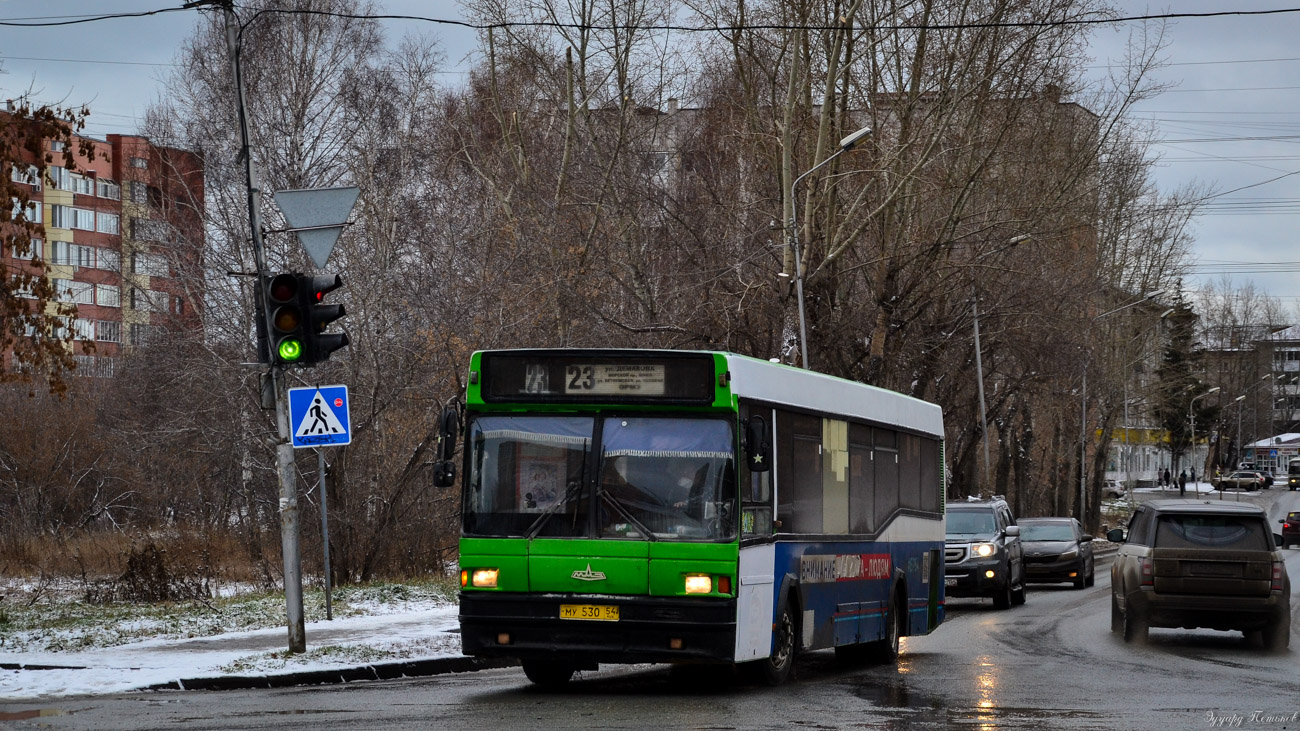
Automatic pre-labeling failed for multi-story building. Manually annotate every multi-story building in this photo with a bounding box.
[4,112,203,378]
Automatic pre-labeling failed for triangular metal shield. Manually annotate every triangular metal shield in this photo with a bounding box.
[295,390,347,437]
[273,186,359,267]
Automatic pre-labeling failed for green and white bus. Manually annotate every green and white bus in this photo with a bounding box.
[437,349,946,685]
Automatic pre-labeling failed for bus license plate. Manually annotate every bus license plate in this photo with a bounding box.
[559,604,619,621]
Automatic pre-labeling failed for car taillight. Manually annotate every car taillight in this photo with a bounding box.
[1272,562,1284,592]
[1140,557,1154,587]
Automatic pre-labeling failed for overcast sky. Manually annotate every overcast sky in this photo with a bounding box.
[4,1,1299,313]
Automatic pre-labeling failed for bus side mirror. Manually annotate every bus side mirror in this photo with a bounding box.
[439,405,459,461]
[433,403,460,489]
[433,461,456,489]
[745,415,771,473]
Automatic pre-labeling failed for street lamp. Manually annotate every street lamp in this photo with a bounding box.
[1080,289,1166,521]
[1189,386,1221,491]
[1233,394,1247,471]
[970,234,1030,490]
[1234,374,1272,469]
[787,124,872,370]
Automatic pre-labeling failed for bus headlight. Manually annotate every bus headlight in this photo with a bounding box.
[471,568,499,588]
[972,543,996,558]
[684,575,713,594]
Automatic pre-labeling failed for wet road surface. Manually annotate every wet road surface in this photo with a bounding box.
[5,494,1298,730]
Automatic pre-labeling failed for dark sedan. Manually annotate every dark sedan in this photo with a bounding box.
[1282,511,1300,549]
[1019,517,1095,589]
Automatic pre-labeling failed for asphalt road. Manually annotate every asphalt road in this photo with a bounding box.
[6,491,1298,731]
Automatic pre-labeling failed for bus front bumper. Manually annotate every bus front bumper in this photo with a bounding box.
[459,591,737,665]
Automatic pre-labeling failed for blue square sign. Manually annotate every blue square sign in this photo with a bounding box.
[288,385,351,449]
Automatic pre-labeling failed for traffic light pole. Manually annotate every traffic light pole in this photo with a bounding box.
[221,1,305,654]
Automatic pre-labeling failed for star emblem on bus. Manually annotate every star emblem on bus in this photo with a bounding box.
[572,564,606,581]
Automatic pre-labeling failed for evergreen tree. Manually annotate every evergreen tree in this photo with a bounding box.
[1153,286,1219,472]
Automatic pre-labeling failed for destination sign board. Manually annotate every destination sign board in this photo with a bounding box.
[564,364,665,395]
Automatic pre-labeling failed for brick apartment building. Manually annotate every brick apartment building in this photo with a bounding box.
[5,111,203,378]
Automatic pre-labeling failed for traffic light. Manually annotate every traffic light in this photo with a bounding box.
[300,273,349,364]
[265,273,307,365]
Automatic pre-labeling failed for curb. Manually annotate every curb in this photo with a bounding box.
[142,656,519,692]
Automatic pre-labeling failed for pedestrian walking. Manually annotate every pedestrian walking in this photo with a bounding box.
[1178,469,1187,497]
[1163,467,1171,488]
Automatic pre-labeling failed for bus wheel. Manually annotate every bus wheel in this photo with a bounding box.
[759,602,797,685]
[867,589,902,663]
[522,660,575,687]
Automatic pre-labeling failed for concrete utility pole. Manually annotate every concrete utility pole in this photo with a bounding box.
[217,0,305,653]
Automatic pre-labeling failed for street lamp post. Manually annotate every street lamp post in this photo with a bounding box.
[1080,289,1165,522]
[1233,394,1247,470]
[1189,386,1221,494]
[787,125,872,370]
[1232,374,1273,469]
[972,232,1029,491]
[972,292,991,489]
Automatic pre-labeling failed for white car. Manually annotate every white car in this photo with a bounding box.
[1101,479,1127,499]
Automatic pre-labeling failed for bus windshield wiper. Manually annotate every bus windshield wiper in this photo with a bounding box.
[598,488,657,541]
[524,479,584,539]
[524,441,589,539]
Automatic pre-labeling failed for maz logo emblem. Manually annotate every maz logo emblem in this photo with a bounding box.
[572,564,606,581]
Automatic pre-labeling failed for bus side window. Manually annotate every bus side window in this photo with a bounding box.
[776,409,822,533]
[741,404,774,537]
[742,470,773,538]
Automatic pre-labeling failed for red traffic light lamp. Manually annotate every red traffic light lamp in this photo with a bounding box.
[300,273,349,364]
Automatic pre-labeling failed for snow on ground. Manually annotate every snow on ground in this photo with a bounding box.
[0,587,467,697]
[1133,481,1218,495]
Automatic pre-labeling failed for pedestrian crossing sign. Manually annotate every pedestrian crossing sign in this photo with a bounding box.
[288,385,351,449]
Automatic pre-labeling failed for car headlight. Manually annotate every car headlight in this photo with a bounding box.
[973,542,997,558]
[1059,549,1078,560]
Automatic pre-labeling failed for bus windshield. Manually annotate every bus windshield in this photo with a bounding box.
[464,415,593,537]
[462,414,735,540]
[598,417,735,540]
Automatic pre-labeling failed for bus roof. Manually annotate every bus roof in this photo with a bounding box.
[467,349,943,438]
[723,353,944,438]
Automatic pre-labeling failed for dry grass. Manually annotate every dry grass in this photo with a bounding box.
[0,527,279,592]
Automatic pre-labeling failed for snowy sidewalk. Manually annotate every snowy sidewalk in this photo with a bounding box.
[1133,480,1277,500]
[0,603,496,700]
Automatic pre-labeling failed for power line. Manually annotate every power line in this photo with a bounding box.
[1160,85,1300,94]
[1159,134,1300,143]
[1140,110,1300,115]
[1090,55,1300,69]
[0,55,176,67]
[6,4,1300,32]
[0,6,191,27]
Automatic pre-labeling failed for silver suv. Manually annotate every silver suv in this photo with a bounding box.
[944,497,1026,609]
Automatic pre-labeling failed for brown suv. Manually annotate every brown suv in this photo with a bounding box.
[1107,500,1290,651]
